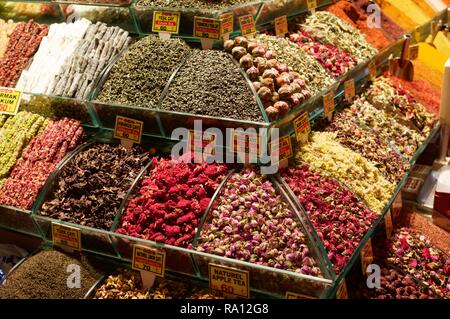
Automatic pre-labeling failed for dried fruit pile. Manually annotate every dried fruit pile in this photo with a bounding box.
[289,30,357,78]
[97,35,191,107]
[385,228,450,299]
[0,112,49,185]
[0,119,84,209]
[116,157,229,248]
[364,77,437,134]
[256,34,334,95]
[350,98,424,159]
[197,167,322,277]
[225,36,311,121]
[94,269,151,299]
[0,20,48,87]
[39,143,150,230]
[296,132,394,213]
[281,165,378,273]
[326,109,409,183]
[302,11,377,63]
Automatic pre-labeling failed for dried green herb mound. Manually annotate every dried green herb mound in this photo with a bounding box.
[161,50,264,122]
[97,35,191,107]
[0,250,101,299]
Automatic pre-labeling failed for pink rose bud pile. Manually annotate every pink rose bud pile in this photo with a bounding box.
[197,167,322,277]
[116,156,229,249]
[281,165,378,273]
[0,118,84,209]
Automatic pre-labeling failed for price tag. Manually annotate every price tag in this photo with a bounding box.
[132,245,166,277]
[293,112,311,144]
[323,91,335,117]
[307,0,317,12]
[361,238,374,274]
[409,44,419,60]
[269,135,293,164]
[52,223,81,251]
[274,15,288,37]
[188,129,217,158]
[220,12,234,39]
[194,16,221,40]
[368,60,377,79]
[336,279,348,299]
[385,210,393,240]
[414,28,421,43]
[231,130,260,156]
[0,87,22,115]
[344,79,355,102]
[114,115,143,149]
[239,15,256,38]
[152,11,180,34]
[209,264,249,298]
[286,291,314,299]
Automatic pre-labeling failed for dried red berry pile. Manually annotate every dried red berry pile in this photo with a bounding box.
[116,157,229,248]
[0,20,48,87]
[0,118,84,209]
[289,30,357,78]
[281,164,378,273]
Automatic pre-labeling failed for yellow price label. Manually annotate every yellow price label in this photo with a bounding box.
[409,44,419,60]
[0,87,22,115]
[220,12,234,37]
[189,129,217,157]
[274,15,288,37]
[323,91,335,116]
[52,223,81,251]
[209,264,249,298]
[293,112,311,144]
[239,15,256,37]
[152,11,180,34]
[307,0,318,11]
[361,238,374,274]
[114,115,143,144]
[336,279,348,299]
[231,130,260,156]
[369,60,377,79]
[270,135,293,163]
[414,29,421,43]
[194,16,221,40]
[344,79,355,102]
[132,245,166,277]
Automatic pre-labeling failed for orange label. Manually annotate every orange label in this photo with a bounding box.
[344,79,355,102]
[231,130,260,156]
[336,279,348,299]
[239,15,256,37]
[307,0,318,11]
[274,15,288,37]
[152,11,180,34]
[52,223,81,250]
[385,210,393,240]
[132,245,166,277]
[369,60,377,79]
[220,12,234,36]
[270,135,293,163]
[114,116,143,144]
[293,112,311,144]
[209,264,249,298]
[361,238,374,274]
[409,45,419,60]
[323,92,335,116]
[0,87,21,115]
[188,129,217,157]
[194,17,221,40]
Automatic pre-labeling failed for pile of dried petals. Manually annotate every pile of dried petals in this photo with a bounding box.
[196,167,322,277]
[386,228,450,299]
[281,164,378,273]
[116,156,229,248]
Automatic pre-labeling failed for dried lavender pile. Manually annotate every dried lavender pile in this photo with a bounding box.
[256,34,334,95]
[49,23,130,99]
[349,98,425,159]
[197,167,322,277]
[0,112,49,185]
[0,250,101,299]
[302,11,377,63]
[97,35,191,107]
[38,143,150,230]
[296,132,394,213]
[326,109,409,183]
[364,77,437,135]
[0,119,85,209]
[160,50,264,121]
[136,0,252,10]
